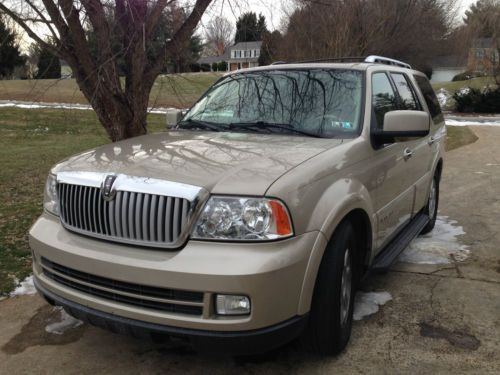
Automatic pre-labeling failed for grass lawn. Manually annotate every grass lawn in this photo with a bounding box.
[0,107,480,296]
[432,76,498,94]
[446,125,479,151]
[0,108,165,296]
[0,72,223,109]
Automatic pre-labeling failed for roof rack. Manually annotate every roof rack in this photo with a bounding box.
[293,57,366,64]
[364,55,411,69]
[278,55,412,69]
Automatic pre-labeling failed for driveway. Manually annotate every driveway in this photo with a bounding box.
[1,127,499,374]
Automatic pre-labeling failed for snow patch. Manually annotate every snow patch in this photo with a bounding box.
[45,307,83,335]
[436,88,451,108]
[446,119,500,127]
[9,276,37,297]
[399,216,469,264]
[353,291,392,321]
[0,100,177,114]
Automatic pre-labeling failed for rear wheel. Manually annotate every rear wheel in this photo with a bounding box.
[301,221,357,355]
[421,173,439,234]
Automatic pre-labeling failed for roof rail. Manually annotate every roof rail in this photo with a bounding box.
[293,57,366,64]
[271,55,412,68]
[364,55,411,69]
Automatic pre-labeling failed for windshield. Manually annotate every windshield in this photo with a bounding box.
[181,69,363,138]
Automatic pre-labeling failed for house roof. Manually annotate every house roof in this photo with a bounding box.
[430,54,467,68]
[472,38,495,48]
[229,41,262,50]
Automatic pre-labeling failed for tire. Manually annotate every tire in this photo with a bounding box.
[421,172,440,234]
[301,221,357,355]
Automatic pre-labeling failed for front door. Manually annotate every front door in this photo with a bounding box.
[370,72,415,251]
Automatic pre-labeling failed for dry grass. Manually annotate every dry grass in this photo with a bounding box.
[0,73,222,108]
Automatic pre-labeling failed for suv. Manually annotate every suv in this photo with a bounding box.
[30,56,445,355]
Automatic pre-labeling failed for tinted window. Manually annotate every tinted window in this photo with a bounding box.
[391,73,419,110]
[372,73,398,129]
[413,75,444,123]
[184,69,364,137]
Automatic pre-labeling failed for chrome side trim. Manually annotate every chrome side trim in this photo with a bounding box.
[57,171,203,201]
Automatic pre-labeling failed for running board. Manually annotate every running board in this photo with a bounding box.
[371,213,429,273]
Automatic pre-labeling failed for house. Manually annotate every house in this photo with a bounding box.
[226,41,262,71]
[196,41,263,72]
[467,38,499,74]
[429,55,467,83]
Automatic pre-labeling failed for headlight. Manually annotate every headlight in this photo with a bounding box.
[44,174,59,216]
[192,197,293,241]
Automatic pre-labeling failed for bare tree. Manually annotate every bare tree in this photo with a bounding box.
[464,0,500,83]
[204,15,233,56]
[0,0,212,141]
[278,0,459,76]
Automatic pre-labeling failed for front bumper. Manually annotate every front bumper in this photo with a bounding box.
[35,278,307,355]
[30,213,322,338]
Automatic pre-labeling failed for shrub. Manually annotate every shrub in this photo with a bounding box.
[453,87,500,113]
[189,63,200,72]
[452,70,488,82]
[211,62,218,72]
[217,61,227,71]
[200,63,211,72]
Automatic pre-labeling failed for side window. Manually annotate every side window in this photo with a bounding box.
[391,73,419,110]
[372,73,398,129]
[413,75,444,124]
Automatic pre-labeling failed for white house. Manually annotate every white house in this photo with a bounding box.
[226,41,262,71]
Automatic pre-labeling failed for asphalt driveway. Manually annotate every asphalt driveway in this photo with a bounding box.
[1,126,499,374]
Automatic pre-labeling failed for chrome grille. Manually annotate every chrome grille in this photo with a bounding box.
[58,183,191,248]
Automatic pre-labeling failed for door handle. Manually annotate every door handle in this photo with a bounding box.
[428,136,435,146]
[403,148,413,161]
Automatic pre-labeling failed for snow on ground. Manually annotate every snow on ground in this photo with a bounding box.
[45,307,83,335]
[0,100,176,114]
[446,118,500,126]
[399,216,469,264]
[9,276,37,297]
[353,291,392,321]
[437,88,451,108]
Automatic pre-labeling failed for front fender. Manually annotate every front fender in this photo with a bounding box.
[294,178,376,314]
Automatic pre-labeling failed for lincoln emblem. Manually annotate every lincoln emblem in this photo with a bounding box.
[101,175,117,201]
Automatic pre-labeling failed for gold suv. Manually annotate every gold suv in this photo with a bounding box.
[30,56,445,355]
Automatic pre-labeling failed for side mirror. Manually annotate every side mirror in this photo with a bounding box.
[373,110,430,144]
[166,109,185,129]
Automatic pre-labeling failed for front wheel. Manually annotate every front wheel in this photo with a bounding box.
[421,173,439,234]
[301,221,357,355]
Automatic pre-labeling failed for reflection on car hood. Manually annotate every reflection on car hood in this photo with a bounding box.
[52,131,346,195]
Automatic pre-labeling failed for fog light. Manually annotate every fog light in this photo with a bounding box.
[215,295,251,315]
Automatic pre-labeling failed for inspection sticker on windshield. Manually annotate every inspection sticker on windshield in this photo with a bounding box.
[341,122,353,129]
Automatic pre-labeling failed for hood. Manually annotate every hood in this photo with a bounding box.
[53,131,345,195]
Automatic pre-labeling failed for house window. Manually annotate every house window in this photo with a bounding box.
[475,49,485,59]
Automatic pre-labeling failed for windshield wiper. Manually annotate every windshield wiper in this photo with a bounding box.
[177,119,224,132]
[229,121,323,138]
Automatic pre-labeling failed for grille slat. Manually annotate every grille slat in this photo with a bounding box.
[57,183,190,247]
[41,258,203,316]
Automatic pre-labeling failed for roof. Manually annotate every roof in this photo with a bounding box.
[229,41,263,50]
[472,38,495,48]
[197,55,227,65]
[430,55,467,68]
